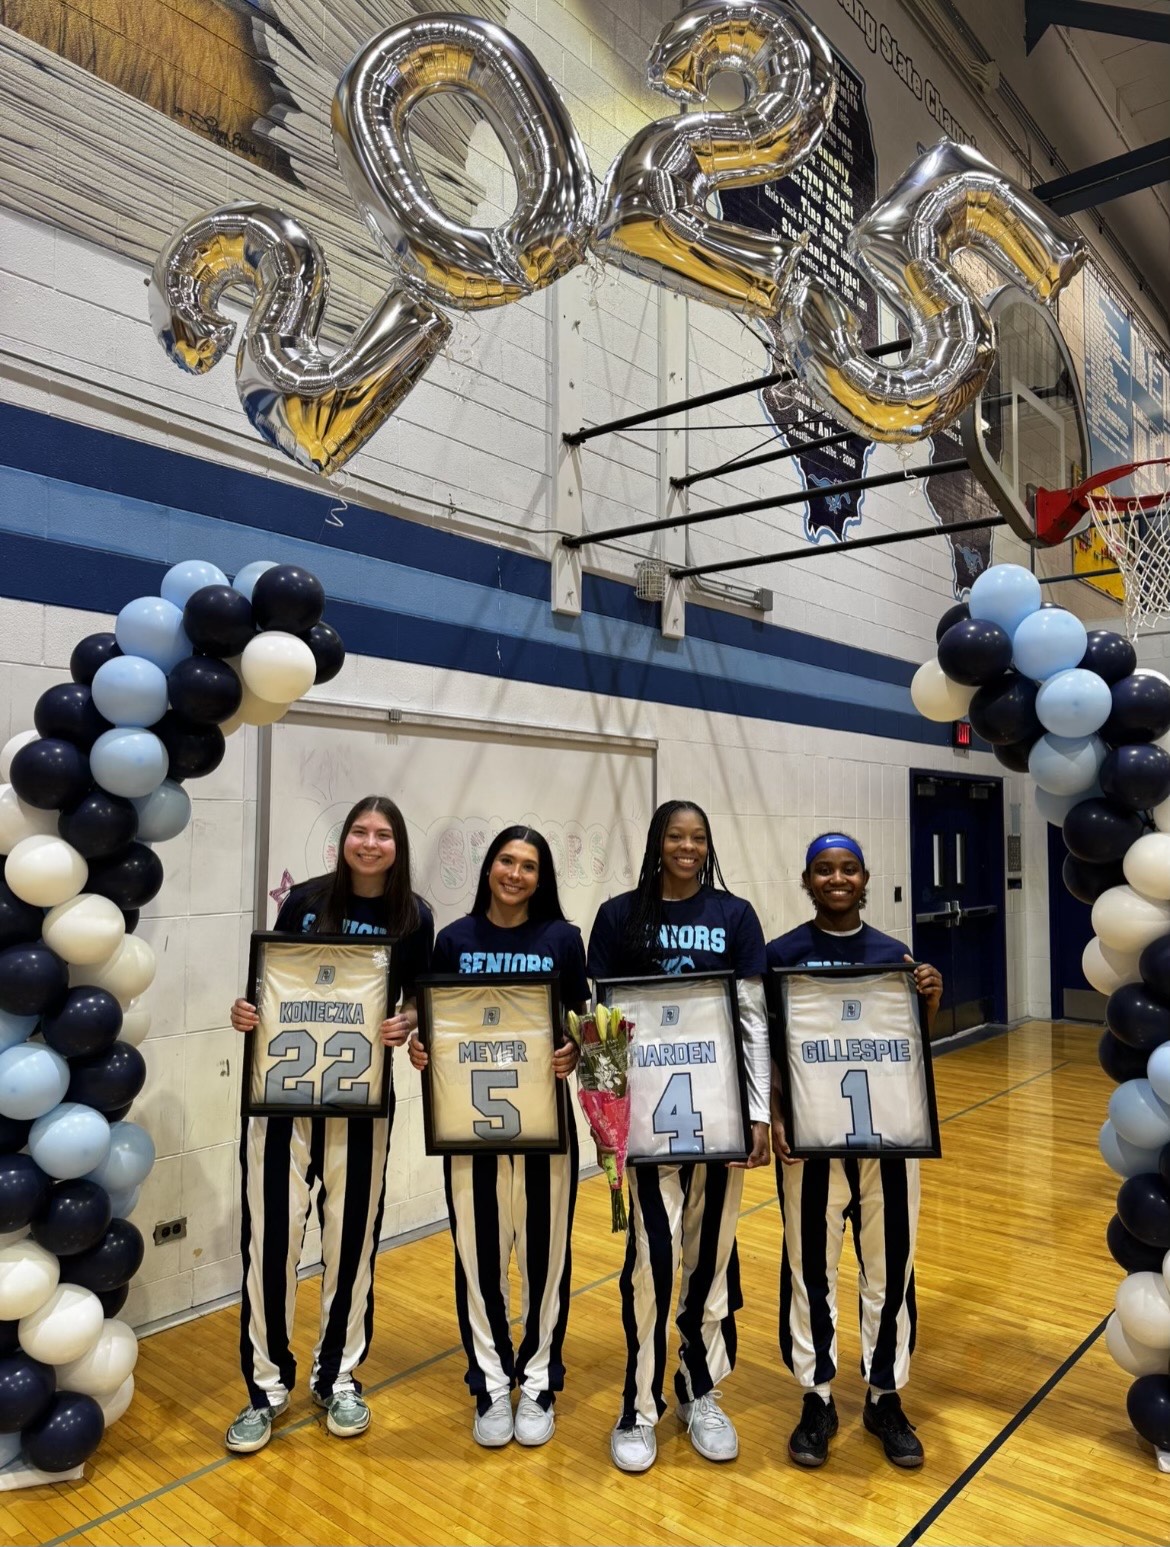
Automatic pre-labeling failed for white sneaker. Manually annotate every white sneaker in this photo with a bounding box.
[225,1396,289,1454]
[678,1391,738,1461]
[610,1419,657,1473]
[473,1394,514,1448]
[514,1393,555,1447]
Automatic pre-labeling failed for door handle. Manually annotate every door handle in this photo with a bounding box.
[958,904,998,920]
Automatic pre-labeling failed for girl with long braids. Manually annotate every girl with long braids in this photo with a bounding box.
[586,800,772,1473]
[226,796,434,1453]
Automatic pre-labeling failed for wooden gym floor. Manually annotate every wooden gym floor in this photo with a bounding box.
[3,1020,1166,1547]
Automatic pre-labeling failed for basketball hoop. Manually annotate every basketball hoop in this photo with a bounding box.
[1035,458,1170,637]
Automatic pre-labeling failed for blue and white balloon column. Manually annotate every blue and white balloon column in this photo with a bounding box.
[0,560,345,1485]
[913,562,1170,1462]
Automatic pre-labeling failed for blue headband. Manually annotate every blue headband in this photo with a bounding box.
[805,833,865,869]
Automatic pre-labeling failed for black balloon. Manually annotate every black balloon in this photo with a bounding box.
[21,1391,104,1472]
[1081,630,1137,686]
[31,1178,112,1256]
[0,877,44,950]
[102,1101,134,1124]
[994,736,1039,773]
[1117,1172,1170,1249]
[935,602,970,643]
[0,1114,33,1155]
[40,987,122,1059]
[69,632,121,687]
[1109,1209,1168,1271]
[94,1283,129,1318]
[121,909,139,935]
[0,1353,55,1433]
[33,684,111,752]
[58,790,138,859]
[1107,982,1170,1052]
[1127,1374,1170,1449]
[302,621,345,685]
[1063,853,1126,904]
[251,564,325,634]
[1141,935,1170,1002]
[60,1218,144,1293]
[1100,744,1170,812]
[66,1042,146,1114]
[85,843,163,911]
[0,1154,53,1232]
[9,737,90,811]
[1162,1141,1170,1189]
[167,656,242,725]
[154,711,225,782]
[1099,1031,1151,1085]
[967,673,1041,747]
[0,944,69,1017]
[0,1321,17,1356]
[1104,673,1170,745]
[182,584,255,658]
[937,619,1013,687]
[1062,798,1145,864]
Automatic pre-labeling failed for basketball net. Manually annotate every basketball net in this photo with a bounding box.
[1088,483,1170,639]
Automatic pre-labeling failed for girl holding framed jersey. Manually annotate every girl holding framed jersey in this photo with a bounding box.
[586,800,772,1474]
[227,796,434,1453]
[407,826,585,1449]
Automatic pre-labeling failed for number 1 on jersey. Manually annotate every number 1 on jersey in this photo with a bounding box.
[841,1068,882,1149]
[652,1071,704,1155]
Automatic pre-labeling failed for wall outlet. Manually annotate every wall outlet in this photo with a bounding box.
[154,1217,187,1245]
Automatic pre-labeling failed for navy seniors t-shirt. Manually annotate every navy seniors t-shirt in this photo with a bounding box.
[766,921,909,971]
[586,886,766,980]
[275,877,435,1000]
[432,915,590,1008]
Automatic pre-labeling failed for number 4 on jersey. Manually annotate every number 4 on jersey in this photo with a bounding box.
[652,1071,705,1155]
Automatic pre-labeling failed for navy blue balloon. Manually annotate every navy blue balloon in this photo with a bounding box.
[1080,630,1137,686]
[121,909,139,935]
[994,735,1041,773]
[1099,1031,1150,1085]
[967,674,1041,747]
[40,987,122,1060]
[0,878,44,950]
[9,738,90,811]
[85,844,163,911]
[0,944,69,1017]
[33,684,111,752]
[0,1321,17,1356]
[0,1154,53,1232]
[1127,1375,1170,1449]
[58,790,138,859]
[60,1218,144,1293]
[937,619,1013,687]
[251,564,325,634]
[1161,1142,1170,1189]
[1103,673,1170,745]
[66,1043,146,1115]
[1141,935,1170,1001]
[1107,983,1170,1052]
[1117,1172,1170,1249]
[1063,853,1126,904]
[31,1179,112,1256]
[182,585,254,658]
[0,1114,33,1155]
[935,601,970,643]
[0,1354,55,1433]
[69,633,121,687]
[302,621,345,685]
[154,711,225,782]
[1100,744,1170,812]
[1062,798,1145,864]
[94,1284,129,1318]
[167,655,242,725]
[22,1391,104,1472]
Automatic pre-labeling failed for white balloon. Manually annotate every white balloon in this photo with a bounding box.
[100,1372,135,1427]
[119,1000,151,1049]
[42,893,126,966]
[1092,886,1170,953]
[220,682,291,735]
[0,730,39,782]
[1166,1247,1170,1294]
[4,833,88,907]
[240,632,316,704]
[0,1226,30,1249]
[0,1239,60,1320]
[19,1281,104,1365]
[1116,1270,1170,1349]
[1082,935,1142,995]
[1153,793,1170,835]
[71,934,156,1006]
[55,1318,139,1399]
[1124,833,1170,902]
[0,782,59,854]
[1105,1310,1170,1376]
[910,658,975,722]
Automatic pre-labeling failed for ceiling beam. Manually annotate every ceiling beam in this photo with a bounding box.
[1033,136,1170,213]
[1026,0,1170,54]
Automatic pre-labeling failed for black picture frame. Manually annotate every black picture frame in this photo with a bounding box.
[241,932,394,1120]
[770,964,942,1160]
[417,973,568,1156]
[594,971,751,1165]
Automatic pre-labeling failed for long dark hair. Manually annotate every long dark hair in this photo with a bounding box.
[622,800,727,966]
[471,826,567,924]
[313,796,420,937]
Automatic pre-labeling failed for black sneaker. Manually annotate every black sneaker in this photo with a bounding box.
[863,1393,924,1468]
[787,1393,839,1467]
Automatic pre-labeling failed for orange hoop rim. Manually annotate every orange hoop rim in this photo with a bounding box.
[1035,455,1170,545]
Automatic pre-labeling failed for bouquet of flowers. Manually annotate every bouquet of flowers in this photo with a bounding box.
[567,1004,635,1232]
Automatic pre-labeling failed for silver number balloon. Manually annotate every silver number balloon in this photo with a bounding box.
[590,0,835,315]
[778,138,1088,441]
[149,204,451,477]
[333,15,594,309]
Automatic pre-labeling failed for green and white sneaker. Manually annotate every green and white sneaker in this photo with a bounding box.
[313,1388,371,1438]
[225,1397,289,1454]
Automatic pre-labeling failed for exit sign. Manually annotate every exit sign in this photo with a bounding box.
[952,719,972,749]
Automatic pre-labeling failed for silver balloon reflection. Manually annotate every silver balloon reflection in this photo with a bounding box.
[333,15,594,309]
[778,138,1088,441]
[590,0,835,315]
[149,204,451,476]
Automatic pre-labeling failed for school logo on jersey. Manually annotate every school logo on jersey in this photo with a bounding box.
[661,1006,680,1026]
[482,1007,501,1027]
[316,966,336,987]
[841,999,862,1022]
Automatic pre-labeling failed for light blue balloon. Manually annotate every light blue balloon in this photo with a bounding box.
[1036,668,1113,737]
[1099,1118,1164,1178]
[0,1010,38,1054]
[1028,733,1105,796]
[1148,1042,1170,1105]
[132,780,191,843]
[1012,608,1089,681]
[161,559,229,611]
[107,1185,141,1219]
[91,655,168,729]
[1108,1077,1170,1149]
[232,561,278,602]
[115,596,190,674]
[0,1044,69,1120]
[86,1120,155,1193]
[28,1102,112,1179]
[1034,785,1101,826]
[968,564,1043,636]
[90,728,169,799]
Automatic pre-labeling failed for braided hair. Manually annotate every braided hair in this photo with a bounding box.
[621,799,728,969]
